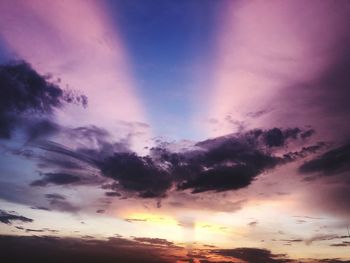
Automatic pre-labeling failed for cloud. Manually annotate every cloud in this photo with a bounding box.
[24,229,44,233]
[133,237,175,247]
[1,235,349,263]
[299,143,350,176]
[104,192,121,197]
[248,221,258,227]
[0,61,86,140]
[30,127,318,197]
[0,63,318,200]
[44,192,79,213]
[0,235,180,263]
[0,210,33,224]
[304,234,348,246]
[45,193,66,200]
[98,152,172,198]
[47,199,80,213]
[30,173,81,187]
[212,248,291,263]
[174,128,315,193]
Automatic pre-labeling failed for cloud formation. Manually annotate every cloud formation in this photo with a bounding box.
[0,210,33,225]
[31,173,81,187]
[0,61,86,140]
[32,126,318,198]
[1,235,348,263]
[299,143,350,176]
[212,247,291,263]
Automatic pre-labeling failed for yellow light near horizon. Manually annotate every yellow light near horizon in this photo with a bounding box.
[196,222,231,235]
[125,212,179,226]
[121,212,185,241]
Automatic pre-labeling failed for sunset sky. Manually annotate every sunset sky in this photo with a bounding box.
[0,1,350,262]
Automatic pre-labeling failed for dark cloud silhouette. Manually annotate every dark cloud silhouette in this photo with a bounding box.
[105,191,121,197]
[178,164,271,193]
[45,193,66,200]
[30,173,81,186]
[0,235,179,263]
[304,234,348,245]
[103,128,303,195]
[44,192,79,213]
[212,248,292,263]
[133,237,175,247]
[25,229,44,233]
[26,119,60,141]
[30,206,51,211]
[97,153,172,198]
[35,141,97,166]
[0,61,61,139]
[283,142,326,161]
[299,143,350,176]
[0,235,348,263]
[319,260,350,263]
[0,210,33,224]
[0,61,86,140]
[263,127,306,147]
[174,128,315,193]
[31,127,318,197]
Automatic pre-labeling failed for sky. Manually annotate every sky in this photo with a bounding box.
[0,0,350,262]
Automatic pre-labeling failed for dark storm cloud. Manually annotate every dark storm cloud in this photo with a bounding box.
[1,235,348,263]
[35,141,92,163]
[212,248,291,263]
[174,128,317,193]
[0,68,318,198]
[0,235,179,263]
[32,127,318,197]
[104,191,121,197]
[177,164,271,193]
[132,237,175,247]
[263,127,306,147]
[0,210,33,224]
[97,152,172,198]
[0,61,86,140]
[283,142,326,161]
[26,119,60,141]
[24,229,44,233]
[319,260,350,263]
[299,142,350,176]
[45,193,66,200]
[30,173,81,186]
[30,206,51,211]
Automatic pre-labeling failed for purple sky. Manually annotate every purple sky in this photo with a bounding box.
[0,1,350,262]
